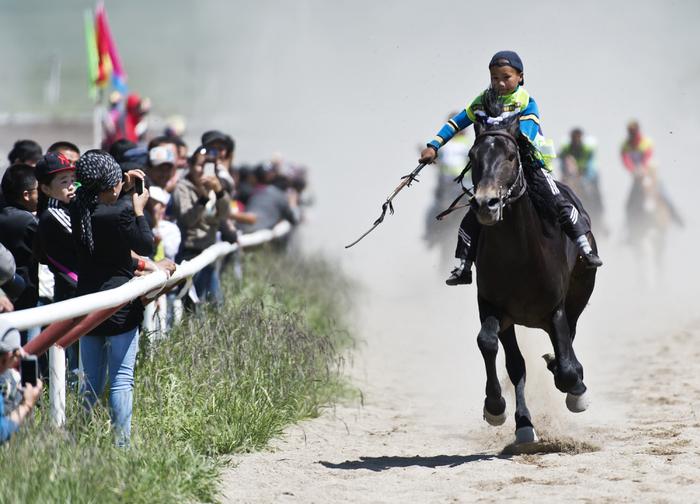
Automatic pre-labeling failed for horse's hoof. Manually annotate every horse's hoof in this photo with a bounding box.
[515,426,539,444]
[566,390,590,412]
[483,405,507,426]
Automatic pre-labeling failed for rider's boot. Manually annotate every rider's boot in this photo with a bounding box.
[575,235,603,268]
[446,259,473,285]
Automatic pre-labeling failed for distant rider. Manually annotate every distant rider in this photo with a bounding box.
[621,121,682,225]
[560,128,597,181]
[621,121,654,176]
[559,128,606,231]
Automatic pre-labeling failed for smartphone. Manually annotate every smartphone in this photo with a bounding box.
[20,356,38,387]
[135,177,144,195]
[203,162,216,177]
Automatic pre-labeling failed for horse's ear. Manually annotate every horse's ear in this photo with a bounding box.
[474,122,485,137]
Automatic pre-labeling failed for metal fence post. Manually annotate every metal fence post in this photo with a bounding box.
[49,345,66,427]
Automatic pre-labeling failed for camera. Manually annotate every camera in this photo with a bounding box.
[198,147,217,177]
[198,146,218,162]
[20,356,38,387]
[134,177,144,195]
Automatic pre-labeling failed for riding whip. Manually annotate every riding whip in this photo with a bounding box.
[345,163,426,249]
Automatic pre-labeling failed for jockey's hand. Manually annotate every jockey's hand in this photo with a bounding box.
[419,147,438,165]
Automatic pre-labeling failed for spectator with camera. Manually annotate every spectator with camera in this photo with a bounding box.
[171,144,230,306]
[0,321,42,444]
[200,130,235,191]
[70,150,173,446]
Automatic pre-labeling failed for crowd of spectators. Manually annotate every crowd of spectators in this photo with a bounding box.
[0,125,307,446]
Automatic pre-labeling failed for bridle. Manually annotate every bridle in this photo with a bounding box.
[470,129,527,221]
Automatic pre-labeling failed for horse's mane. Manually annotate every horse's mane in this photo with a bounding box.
[481,87,503,117]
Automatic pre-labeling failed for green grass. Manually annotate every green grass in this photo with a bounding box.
[0,251,353,503]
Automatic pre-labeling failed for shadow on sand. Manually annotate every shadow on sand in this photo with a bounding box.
[319,436,599,472]
[319,453,511,472]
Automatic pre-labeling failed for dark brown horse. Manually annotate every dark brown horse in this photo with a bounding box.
[468,115,597,444]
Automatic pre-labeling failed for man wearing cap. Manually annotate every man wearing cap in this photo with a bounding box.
[147,144,178,193]
[201,130,236,190]
[0,322,42,443]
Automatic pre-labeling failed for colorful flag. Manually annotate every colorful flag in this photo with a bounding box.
[94,2,127,93]
[95,2,126,95]
[83,9,99,99]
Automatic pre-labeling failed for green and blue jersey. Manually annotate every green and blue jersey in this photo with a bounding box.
[427,86,555,168]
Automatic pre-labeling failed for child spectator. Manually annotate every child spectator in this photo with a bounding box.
[34,152,80,371]
[147,186,181,261]
[35,152,78,301]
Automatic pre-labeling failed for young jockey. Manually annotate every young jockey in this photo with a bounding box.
[419,50,603,286]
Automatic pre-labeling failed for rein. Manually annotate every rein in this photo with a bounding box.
[471,129,527,221]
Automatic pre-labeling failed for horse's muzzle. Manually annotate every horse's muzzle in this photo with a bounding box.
[473,193,502,225]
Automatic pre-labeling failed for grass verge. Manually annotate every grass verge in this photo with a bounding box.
[0,251,353,503]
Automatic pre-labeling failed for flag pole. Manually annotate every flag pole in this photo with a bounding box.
[92,90,103,149]
[84,8,102,148]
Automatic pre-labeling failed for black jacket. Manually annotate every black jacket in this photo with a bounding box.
[0,203,38,310]
[36,199,78,301]
[70,197,154,336]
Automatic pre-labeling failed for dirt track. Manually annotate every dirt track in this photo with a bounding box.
[220,232,700,503]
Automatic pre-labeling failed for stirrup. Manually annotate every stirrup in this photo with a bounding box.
[446,266,472,286]
[581,251,603,269]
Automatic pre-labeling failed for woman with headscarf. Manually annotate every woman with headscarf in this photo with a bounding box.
[70,149,169,446]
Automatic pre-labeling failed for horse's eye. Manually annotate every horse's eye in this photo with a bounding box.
[507,153,516,162]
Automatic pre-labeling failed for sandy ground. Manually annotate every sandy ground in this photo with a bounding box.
[219,226,700,503]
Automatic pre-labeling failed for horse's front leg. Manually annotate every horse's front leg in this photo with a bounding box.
[477,299,506,425]
[499,326,537,443]
[546,305,590,412]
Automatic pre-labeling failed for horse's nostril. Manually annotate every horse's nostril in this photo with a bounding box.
[487,198,500,208]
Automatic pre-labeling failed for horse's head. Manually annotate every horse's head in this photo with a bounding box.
[469,116,522,226]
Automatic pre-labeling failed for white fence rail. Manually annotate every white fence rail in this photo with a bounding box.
[0,220,292,331]
[0,220,292,426]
